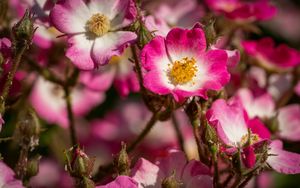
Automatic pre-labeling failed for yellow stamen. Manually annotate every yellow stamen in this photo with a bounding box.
[168,57,198,85]
[240,133,259,146]
[86,13,110,36]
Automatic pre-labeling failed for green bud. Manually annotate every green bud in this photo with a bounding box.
[115,143,130,176]
[161,171,180,188]
[76,177,95,188]
[137,21,153,49]
[12,9,35,49]
[26,156,41,178]
[202,16,217,47]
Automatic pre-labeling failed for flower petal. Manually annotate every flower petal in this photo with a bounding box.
[50,0,90,33]
[96,176,138,188]
[278,104,300,141]
[267,140,300,174]
[92,32,137,66]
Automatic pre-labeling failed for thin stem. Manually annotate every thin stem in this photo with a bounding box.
[222,173,234,187]
[238,174,255,188]
[171,114,185,152]
[0,45,26,112]
[213,156,220,188]
[127,111,160,153]
[64,86,77,147]
[131,45,144,89]
[191,118,203,161]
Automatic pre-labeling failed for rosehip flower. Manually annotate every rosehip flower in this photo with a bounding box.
[130,150,212,188]
[0,161,24,188]
[231,88,275,120]
[30,76,105,128]
[242,37,300,72]
[141,24,231,102]
[50,0,137,70]
[206,99,270,168]
[267,140,300,174]
[205,0,276,21]
[277,104,300,142]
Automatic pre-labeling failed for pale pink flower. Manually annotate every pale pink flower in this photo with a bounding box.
[141,24,231,102]
[242,37,300,72]
[205,0,276,21]
[231,88,275,119]
[96,176,138,188]
[0,161,24,188]
[50,0,137,70]
[130,150,212,188]
[277,104,300,141]
[30,76,105,128]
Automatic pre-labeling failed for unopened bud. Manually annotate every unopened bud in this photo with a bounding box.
[26,156,41,178]
[15,107,40,150]
[76,176,95,188]
[65,147,95,178]
[12,9,35,49]
[162,171,180,188]
[137,21,153,49]
[115,143,130,176]
[202,16,217,47]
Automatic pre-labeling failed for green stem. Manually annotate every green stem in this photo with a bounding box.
[64,86,77,147]
[0,45,26,113]
[191,118,203,161]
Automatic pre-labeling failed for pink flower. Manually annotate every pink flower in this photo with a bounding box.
[130,150,212,188]
[0,161,24,188]
[141,24,230,102]
[231,88,275,119]
[277,104,300,141]
[242,37,300,72]
[30,76,105,128]
[80,48,140,97]
[96,176,138,188]
[50,0,137,70]
[205,0,276,21]
[267,140,300,174]
[295,81,300,97]
[206,99,270,168]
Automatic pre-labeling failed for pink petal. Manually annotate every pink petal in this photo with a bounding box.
[185,175,213,188]
[206,99,248,146]
[50,0,90,34]
[131,158,159,187]
[92,32,137,66]
[278,104,300,141]
[165,26,206,60]
[66,34,95,70]
[0,161,24,188]
[242,146,256,168]
[248,118,271,140]
[267,140,300,174]
[96,176,138,188]
[181,160,211,183]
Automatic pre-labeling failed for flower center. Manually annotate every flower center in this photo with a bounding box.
[86,13,110,36]
[240,133,259,146]
[168,57,198,85]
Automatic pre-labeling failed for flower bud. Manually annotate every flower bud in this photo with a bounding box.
[65,147,95,178]
[161,171,180,188]
[143,90,167,113]
[136,21,153,49]
[202,16,217,47]
[26,155,41,178]
[12,9,35,49]
[77,176,95,188]
[115,143,130,176]
[15,107,40,150]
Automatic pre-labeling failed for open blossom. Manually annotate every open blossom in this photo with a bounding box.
[0,161,24,188]
[231,88,275,120]
[205,0,276,21]
[141,24,231,102]
[50,0,137,70]
[130,150,212,188]
[277,104,300,141]
[206,99,270,168]
[242,37,300,72]
[30,76,105,128]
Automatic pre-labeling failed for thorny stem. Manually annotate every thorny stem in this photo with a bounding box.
[213,154,220,188]
[191,117,203,161]
[0,45,26,113]
[127,111,160,153]
[131,45,144,90]
[64,86,77,147]
[15,145,29,181]
[238,173,255,188]
[171,113,185,152]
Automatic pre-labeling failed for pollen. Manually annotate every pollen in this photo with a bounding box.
[86,13,110,36]
[240,133,259,146]
[168,57,198,85]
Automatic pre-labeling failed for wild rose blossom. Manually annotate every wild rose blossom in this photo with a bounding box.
[50,0,137,70]
[205,0,276,21]
[130,150,212,188]
[141,24,231,102]
[242,37,300,72]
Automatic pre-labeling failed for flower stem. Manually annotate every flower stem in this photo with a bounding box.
[64,86,77,147]
[131,45,144,90]
[127,111,160,153]
[171,113,185,152]
[0,45,26,113]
